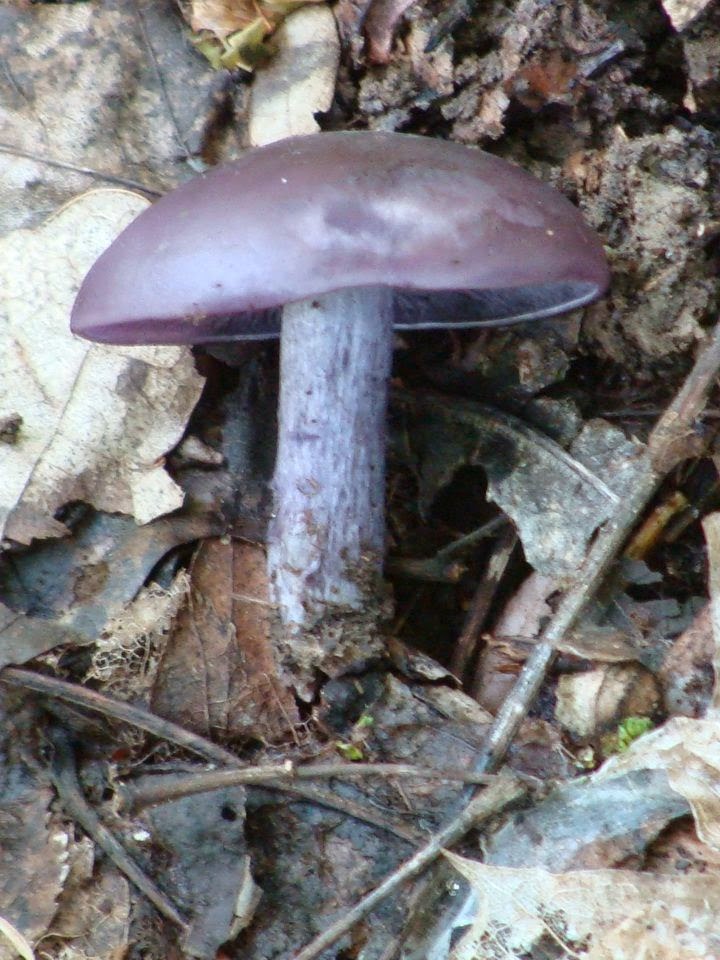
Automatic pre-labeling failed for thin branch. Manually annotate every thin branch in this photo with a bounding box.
[2,667,238,764]
[46,725,187,930]
[473,317,720,776]
[291,318,720,960]
[450,527,516,679]
[0,667,426,842]
[272,782,424,845]
[290,775,527,960]
[386,517,507,583]
[123,762,498,810]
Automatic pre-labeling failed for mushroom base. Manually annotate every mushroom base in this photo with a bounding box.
[267,286,394,659]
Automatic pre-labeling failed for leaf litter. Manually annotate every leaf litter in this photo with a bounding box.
[1,0,720,958]
[0,190,204,545]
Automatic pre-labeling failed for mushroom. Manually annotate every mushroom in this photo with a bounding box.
[71,131,609,677]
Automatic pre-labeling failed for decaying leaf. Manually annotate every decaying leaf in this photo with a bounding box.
[596,716,720,850]
[0,738,67,960]
[87,572,191,701]
[248,4,339,145]
[152,538,298,743]
[145,783,256,958]
[555,664,660,740]
[188,0,326,71]
[658,603,714,717]
[0,4,233,237]
[47,852,130,960]
[0,510,221,657]
[0,190,205,545]
[404,393,651,578]
[0,602,85,669]
[485,768,688,873]
[446,852,720,960]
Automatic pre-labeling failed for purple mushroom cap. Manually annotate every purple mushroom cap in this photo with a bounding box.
[70,131,609,345]
[70,132,611,657]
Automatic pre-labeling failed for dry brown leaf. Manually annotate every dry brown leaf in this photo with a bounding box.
[189,0,326,70]
[0,190,204,545]
[152,538,298,743]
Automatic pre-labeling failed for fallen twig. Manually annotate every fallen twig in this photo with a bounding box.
[474,317,720,776]
[291,775,527,960]
[450,526,517,679]
[0,667,424,842]
[387,516,506,583]
[46,724,188,929]
[2,667,239,763]
[292,319,720,960]
[123,761,499,810]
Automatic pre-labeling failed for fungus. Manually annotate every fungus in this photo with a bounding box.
[71,131,609,669]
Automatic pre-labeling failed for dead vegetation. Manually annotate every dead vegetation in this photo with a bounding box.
[1,0,720,958]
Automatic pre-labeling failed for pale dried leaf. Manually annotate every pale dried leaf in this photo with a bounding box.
[446,853,720,960]
[0,190,205,544]
[248,5,339,146]
[596,716,720,850]
[190,0,262,37]
[661,0,711,30]
[555,664,659,739]
[0,5,233,236]
[0,919,34,960]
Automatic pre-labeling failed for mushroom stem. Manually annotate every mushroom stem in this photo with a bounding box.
[267,286,394,633]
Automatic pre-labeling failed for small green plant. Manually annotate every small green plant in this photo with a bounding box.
[356,712,374,729]
[335,741,364,762]
[616,715,653,751]
[601,716,653,757]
